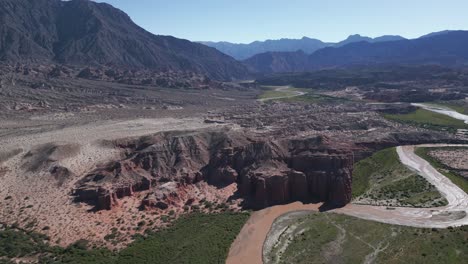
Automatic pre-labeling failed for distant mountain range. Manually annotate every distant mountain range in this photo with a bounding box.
[0,0,248,80]
[200,35,406,60]
[200,37,330,61]
[1,0,466,79]
[243,31,468,73]
[242,51,310,73]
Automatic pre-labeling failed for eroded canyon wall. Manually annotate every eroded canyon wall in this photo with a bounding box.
[73,130,353,210]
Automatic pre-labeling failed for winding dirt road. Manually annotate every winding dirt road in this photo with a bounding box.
[1,116,466,262]
[412,103,468,124]
[226,144,468,264]
[257,86,306,102]
[397,144,468,209]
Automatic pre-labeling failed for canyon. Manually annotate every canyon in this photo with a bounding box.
[0,1,467,263]
[74,130,354,211]
[1,72,466,249]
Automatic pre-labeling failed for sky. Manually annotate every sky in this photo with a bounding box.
[96,0,468,43]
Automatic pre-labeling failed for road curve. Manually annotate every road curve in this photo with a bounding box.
[412,103,468,124]
[226,144,468,264]
[257,86,306,102]
[397,144,468,209]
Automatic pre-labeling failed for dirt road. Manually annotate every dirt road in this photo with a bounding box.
[412,103,468,124]
[226,144,468,264]
[1,117,466,261]
[397,144,468,209]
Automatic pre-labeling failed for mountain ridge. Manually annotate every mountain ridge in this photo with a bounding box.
[243,30,468,73]
[200,37,330,60]
[0,0,249,80]
[200,34,406,60]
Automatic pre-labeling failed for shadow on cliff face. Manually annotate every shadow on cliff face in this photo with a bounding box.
[318,202,344,212]
[72,129,354,211]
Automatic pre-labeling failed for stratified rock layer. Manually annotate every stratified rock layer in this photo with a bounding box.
[239,139,354,208]
[73,130,353,210]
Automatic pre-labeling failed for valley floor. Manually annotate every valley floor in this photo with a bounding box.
[227,144,468,264]
[0,115,242,248]
[1,76,467,263]
[263,211,467,264]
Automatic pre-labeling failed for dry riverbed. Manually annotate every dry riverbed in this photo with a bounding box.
[227,144,468,264]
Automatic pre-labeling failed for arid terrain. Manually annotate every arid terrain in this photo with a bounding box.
[0,69,257,248]
[1,63,468,263]
[1,1,468,263]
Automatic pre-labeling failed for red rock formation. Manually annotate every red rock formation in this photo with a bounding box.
[237,138,353,209]
[237,151,353,209]
[141,182,194,210]
[73,131,354,210]
[288,171,308,201]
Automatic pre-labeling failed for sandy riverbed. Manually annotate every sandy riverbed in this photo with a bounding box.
[226,144,468,264]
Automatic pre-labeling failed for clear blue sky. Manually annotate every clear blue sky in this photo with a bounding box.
[96,0,468,43]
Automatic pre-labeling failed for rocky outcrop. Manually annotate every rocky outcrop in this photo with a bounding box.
[238,148,353,209]
[49,165,73,186]
[141,182,192,210]
[73,161,153,210]
[73,130,354,210]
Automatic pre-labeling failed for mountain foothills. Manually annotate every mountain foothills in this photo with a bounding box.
[244,31,468,73]
[201,34,405,60]
[1,0,468,263]
[0,0,248,80]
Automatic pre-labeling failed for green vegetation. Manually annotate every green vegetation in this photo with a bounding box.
[42,241,116,264]
[0,226,114,264]
[268,213,338,264]
[268,212,468,264]
[280,93,348,104]
[415,147,468,194]
[352,147,447,207]
[0,226,49,259]
[352,148,398,198]
[258,85,348,104]
[384,109,468,132]
[258,86,299,100]
[427,102,468,114]
[118,212,249,264]
[0,212,250,264]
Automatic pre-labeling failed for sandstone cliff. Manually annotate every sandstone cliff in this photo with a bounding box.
[73,130,353,210]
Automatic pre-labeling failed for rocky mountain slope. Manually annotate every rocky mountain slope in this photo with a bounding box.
[0,0,248,80]
[244,31,468,73]
[201,34,405,60]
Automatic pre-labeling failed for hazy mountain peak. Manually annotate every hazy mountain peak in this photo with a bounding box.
[200,37,328,60]
[202,34,406,60]
[419,30,456,39]
[244,30,468,73]
[346,34,365,39]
